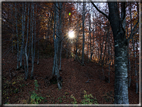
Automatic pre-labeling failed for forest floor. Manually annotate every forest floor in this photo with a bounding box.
[2,49,139,105]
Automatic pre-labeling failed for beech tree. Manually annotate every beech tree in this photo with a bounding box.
[52,3,63,89]
[10,3,14,53]
[91,1,139,104]
[75,3,79,61]
[25,3,30,80]
[19,3,26,68]
[82,2,85,66]
[129,2,139,94]
[15,3,19,69]
[30,2,34,79]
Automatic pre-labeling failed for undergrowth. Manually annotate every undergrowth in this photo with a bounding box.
[29,80,44,104]
[70,90,98,104]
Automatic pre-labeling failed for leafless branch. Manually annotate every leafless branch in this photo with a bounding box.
[121,19,139,47]
[127,19,139,42]
[90,1,109,20]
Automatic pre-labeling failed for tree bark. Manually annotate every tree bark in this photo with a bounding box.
[10,3,14,53]
[82,2,85,66]
[15,3,19,69]
[25,3,30,80]
[108,3,129,104]
[52,3,62,89]
[75,3,79,61]
[31,2,34,79]
[129,3,138,94]
[19,3,26,68]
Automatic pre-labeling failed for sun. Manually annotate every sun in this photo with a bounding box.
[68,30,75,39]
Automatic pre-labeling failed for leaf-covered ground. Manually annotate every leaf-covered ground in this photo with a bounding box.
[2,51,139,104]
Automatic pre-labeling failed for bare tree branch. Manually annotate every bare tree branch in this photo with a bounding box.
[90,1,109,20]
[121,19,139,47]
[127,19,139,42]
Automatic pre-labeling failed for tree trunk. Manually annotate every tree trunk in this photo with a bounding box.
[19,3,26,68]
[89,13,92,61]
[75,3,79,61]
[59,41,62,71]
[15,3,19,69]
[126,24,131,87]
[129,3,138,93]
[58,3,63,71]
[82,2,85,66]
[37,6,40,65]
[10,4,14,53]
[31,2,34,79]
[52,3,62,89]
[107,33,111,83]
[33,4,37,65]
[108,3,129,104]
[37,38,39,65]
[25,3,30,80]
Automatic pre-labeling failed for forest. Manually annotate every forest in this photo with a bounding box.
[1,1,141,105]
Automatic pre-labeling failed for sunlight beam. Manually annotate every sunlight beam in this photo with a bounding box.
[68,30,75,39]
